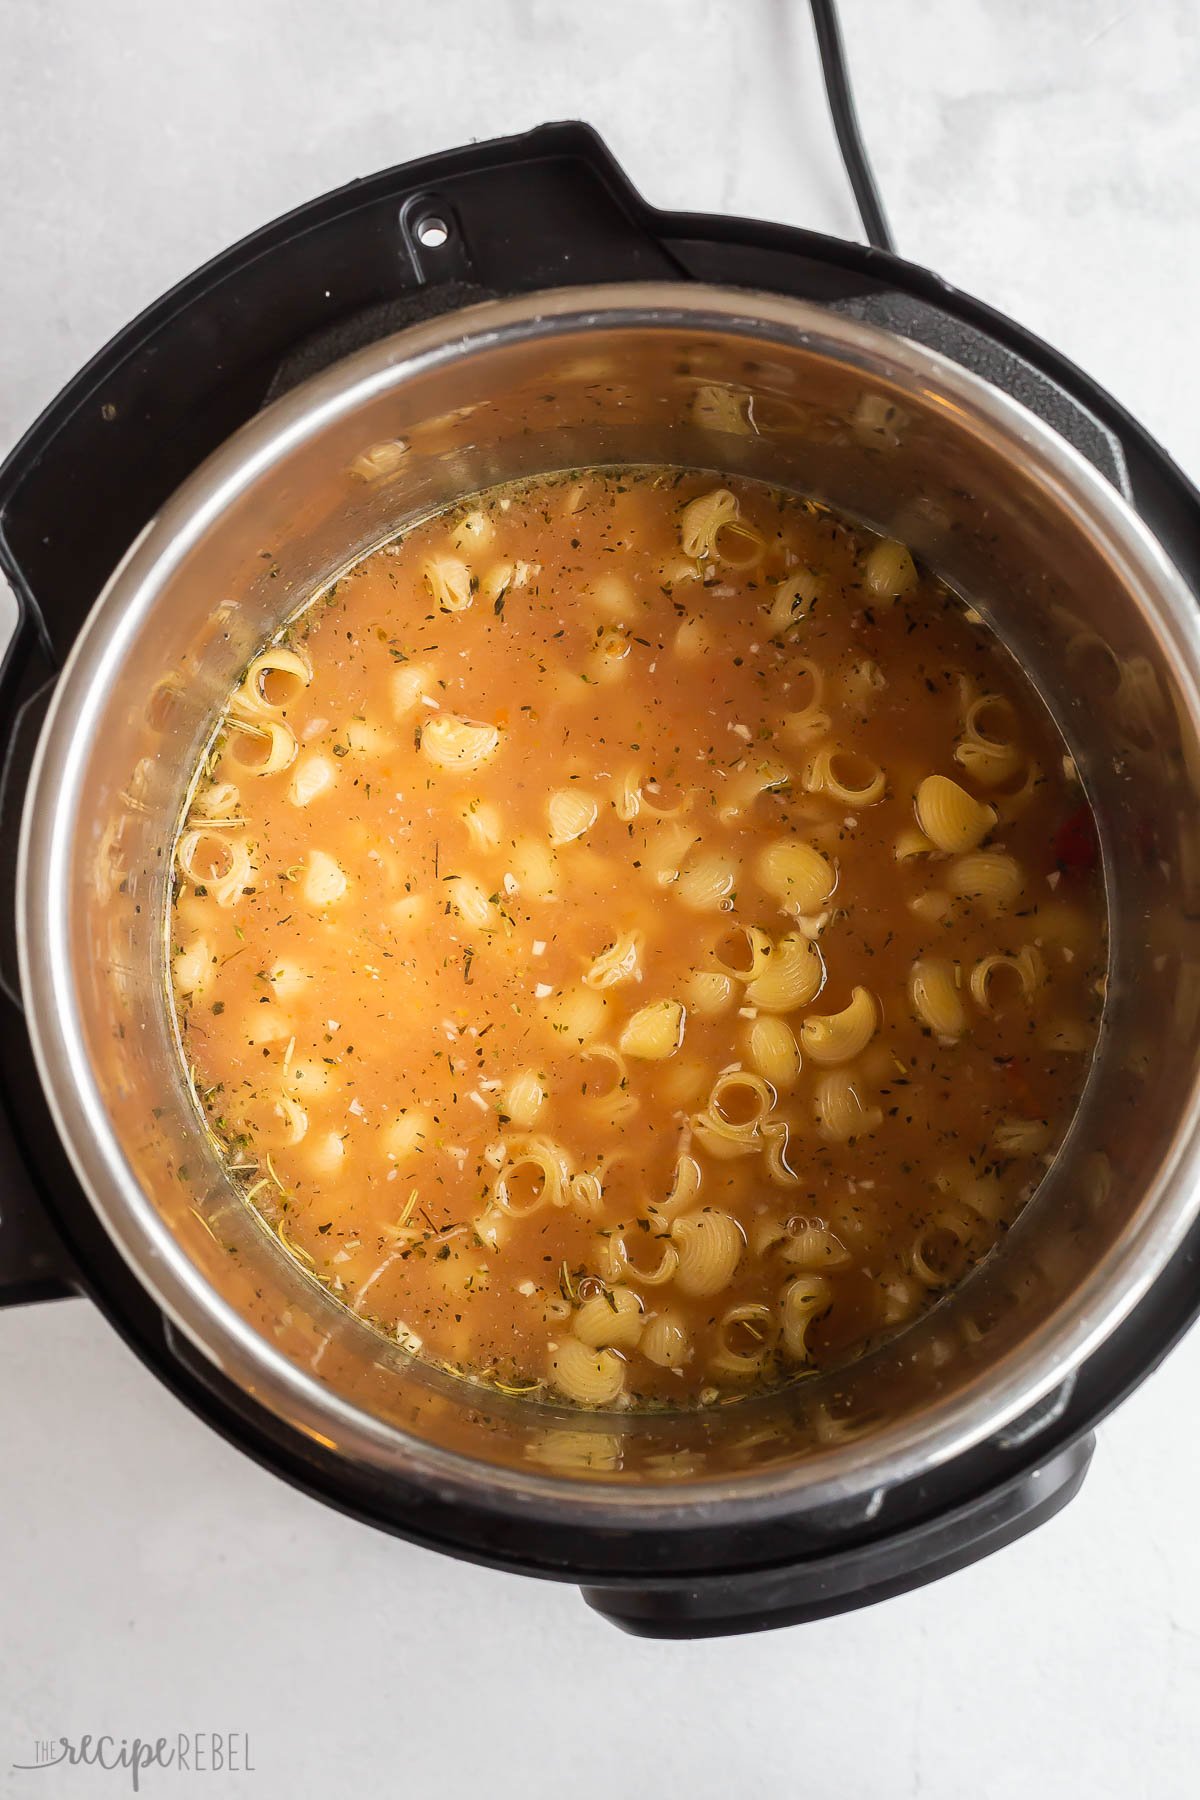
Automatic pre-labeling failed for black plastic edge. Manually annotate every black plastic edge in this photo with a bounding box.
[582,1435,1094,1636]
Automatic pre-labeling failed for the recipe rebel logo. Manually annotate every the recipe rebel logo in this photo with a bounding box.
[12,1732,255,1789]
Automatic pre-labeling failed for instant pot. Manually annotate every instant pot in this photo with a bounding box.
[4,117,1200,1638]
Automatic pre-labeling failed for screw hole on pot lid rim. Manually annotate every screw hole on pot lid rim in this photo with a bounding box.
[416,215,451,249]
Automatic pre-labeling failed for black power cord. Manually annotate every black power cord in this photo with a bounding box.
[809,0,896,254]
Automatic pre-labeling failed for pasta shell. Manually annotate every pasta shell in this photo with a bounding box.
[584,932,644,990]
[781,1224,851,1270]
[800,987,877,1065]
[813,1070,881,1142]
[745,933,825,1012]
[288,753,335,808]
[804,748,886,807]
[946,850,1023,911]
[302,850,348,908]
[863,538,917,603]
[547,787,599,844]
[419,714,502,770]
[619,999,685,1060]
[780,1274,831,1359]
[392,663,437,718]
[915,775,996,854]
[909,957,966,1039]
[683,970,737,1017]
[756,839,836,915]
[549,1339,625,1406]
[640,1313,690,1368]
[572,1286,644,1350]
[767,569,822,635]
[676,849,739,912]
[235,648,312,715]
[747,1016,803,1087]
[423,556,474,612]
[969,946,1045,1013]
[711,1302,778,1374]
[445,874,503,933]
[671,1209,745,1296]
[503,1070,545,1130]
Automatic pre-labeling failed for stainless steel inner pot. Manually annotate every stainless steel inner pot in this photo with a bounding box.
[18,284,1200,1527]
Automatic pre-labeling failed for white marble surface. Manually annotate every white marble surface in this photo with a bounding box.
[3,1,1200,1794]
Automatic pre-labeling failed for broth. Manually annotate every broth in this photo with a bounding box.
[169,470,1106,1408]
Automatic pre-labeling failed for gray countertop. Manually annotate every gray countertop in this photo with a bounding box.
[2,3,1199,1795]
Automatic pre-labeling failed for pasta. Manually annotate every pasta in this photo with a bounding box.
[781,1222,852,1270]
[584,931,644,990]
[676,848,739,911]
[572,1285,644,1350]
[641,1312,690,1368]
[679,488,763,566]
[747,1015,803,1087]
[419,713,502,770]
[503,1069,546,1130]
[910,1212,976,1288]
[541,985,608,1045]
[863,538,917,604]
[914,775,996,854]
[226,718,296,776]
[713,923,775,982]
[814,1070,882,1141]
[804,747,887,807]
[744,932,825,1011]
[679,487,737,558]
[691,1069,774,1159]
[767,568,822,635]
[755,839,836,917]
[650,1151,704,1221]
[451,508,493,552]
[176,829,252,908]
[234,647,311,715]
[445,874,503,933]
[172,466,1105,1410]
[618,999,686,1060]
[683,969,736,1016]
[800,987,877,1065]
[717,758,791,824]
[969,946,1045,1013]
[288,753,335,808]
[509,835,559,901]
[909,956,966,1039]
[392,662,437,718]
[710,1302,778,1374]
[459,798,502,851]
[549,1338,626,1406]
[493,1137,572,1215]
[671,1210,745,1297]
[954,697,1023,786]
[946,850,1024,911]
[302,850,348,908]
[172,937,213,997]
[894,826,936,862]
[780,1275,831,1359]
[547,787,599,844]
[423,556,473,612]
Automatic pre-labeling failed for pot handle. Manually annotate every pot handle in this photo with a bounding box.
[0,581,77,1304]
[580,1432,1093,1637]
[829,291,1133,499]
[0,1091,77,1305]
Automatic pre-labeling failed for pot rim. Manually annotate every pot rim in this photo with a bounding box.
[18,282,1200,1526]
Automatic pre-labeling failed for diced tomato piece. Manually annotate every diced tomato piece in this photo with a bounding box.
[1054,804,1098,876]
